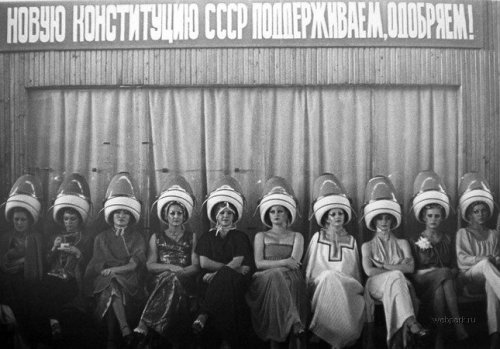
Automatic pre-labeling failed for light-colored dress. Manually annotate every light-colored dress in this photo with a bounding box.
[246,233,308,343]
[305,230,365,349]
[456,228,500,333]
[364,233,418,343]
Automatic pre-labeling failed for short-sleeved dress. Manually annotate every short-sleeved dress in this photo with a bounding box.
[84,227,147,319]
[411,233,454,308]
[139,231,197,335]
[246,232,308,343]
[195,228,254,347]
[305,230,365,348]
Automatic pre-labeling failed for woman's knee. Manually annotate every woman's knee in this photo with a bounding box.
[387,270,405,281]
[475,258,494,270]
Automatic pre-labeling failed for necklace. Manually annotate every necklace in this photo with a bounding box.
[166,227,184,241]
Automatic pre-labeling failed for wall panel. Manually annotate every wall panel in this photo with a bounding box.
[0,2,499,212]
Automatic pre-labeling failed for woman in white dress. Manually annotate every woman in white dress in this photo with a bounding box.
[304,173,365,349]
[455,172,500,348]
[361,176,428,349]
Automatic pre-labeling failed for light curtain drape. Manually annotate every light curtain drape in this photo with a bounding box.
[27,87,459,240]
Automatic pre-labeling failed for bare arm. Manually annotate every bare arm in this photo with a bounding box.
[254,232,280,270]
[383,239,414,274]
[254,232,304,270]
[181,233,200,277]
[146,234,182,274]
[361,242,387,277]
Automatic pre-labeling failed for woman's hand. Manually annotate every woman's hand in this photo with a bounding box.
[284,257,301,270]
[202,272,216,283]
[101,268,116,277]
[52,237,63,251]
[168,265,184,273]
[235,265,251,275]
[370,258,384,268]
[59,245,82,259]
[495,256,500,268]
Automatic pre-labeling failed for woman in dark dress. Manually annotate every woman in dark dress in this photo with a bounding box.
[84,172,146,349]
[410,171,468,348]
[0,175,44,345]
[134,176,199,347]
[35,174,93,342]
[192,176,254,348]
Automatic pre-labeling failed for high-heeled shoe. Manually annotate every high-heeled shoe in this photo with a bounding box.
[408,322,430,338]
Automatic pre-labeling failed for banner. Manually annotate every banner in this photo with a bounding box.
[0,0,484,52]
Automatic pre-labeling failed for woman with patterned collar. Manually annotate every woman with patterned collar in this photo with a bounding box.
[84,173,146,349]
[304,173,365,348]
[246,176,307,348]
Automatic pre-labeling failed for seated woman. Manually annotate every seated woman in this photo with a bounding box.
[134,176,200,347]
[84,172,146,349]
[410,171,468,348]
[36,174,93,342]
[304,173,365,348]
[0,175,44,344]
[192,176,254,348]
[246,177,307,348]
[361,176,428,349]
[456,172,500,348]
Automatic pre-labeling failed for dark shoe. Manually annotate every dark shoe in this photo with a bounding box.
[409,323,430,338]
[192,314,207,334]
[123,333,134,348]
[50,319,62,342]
[134,331,149,349]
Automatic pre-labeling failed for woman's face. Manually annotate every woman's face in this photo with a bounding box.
[375,214,393,232]
[423,207,443,230]
[216,207,235,228]
[326,208,345,228]
[113,210,131,227]
[63,212,81,233]
[13,211,29,233]
[468,203,489,225]
[165,204,184,227]
[268,205,288,226]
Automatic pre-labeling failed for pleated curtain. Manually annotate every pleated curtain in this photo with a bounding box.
[28,86,459,241]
